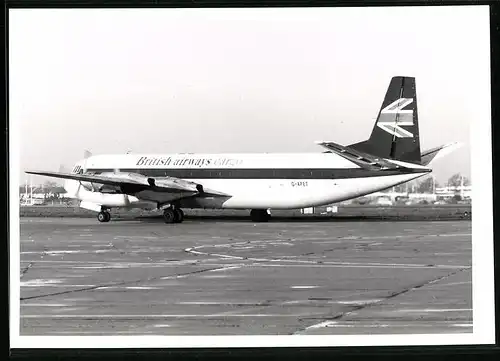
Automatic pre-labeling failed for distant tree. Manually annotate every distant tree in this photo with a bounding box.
[417,177,435,193]
[393,184,407,193]
[447,173,470,187]
[52,186,66,194]
[44,181,58,188]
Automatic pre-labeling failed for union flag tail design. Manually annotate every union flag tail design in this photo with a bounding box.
[349,76,421,164]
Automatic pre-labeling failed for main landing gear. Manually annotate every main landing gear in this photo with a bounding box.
[163,207,184,224]
[97,210,111,223]
[250,209,271,222]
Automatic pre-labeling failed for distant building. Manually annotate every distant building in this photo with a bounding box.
[435,185,471,200]
[19,183,71,206]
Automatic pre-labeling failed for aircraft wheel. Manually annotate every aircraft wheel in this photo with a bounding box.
[174,209,184,223]
[163,208,176,224]
[97,211,110,223]
[250,209,271,222]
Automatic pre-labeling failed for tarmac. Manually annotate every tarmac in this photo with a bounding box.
[19,217,472,335]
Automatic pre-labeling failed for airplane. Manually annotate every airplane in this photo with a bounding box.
[26,76,459,224]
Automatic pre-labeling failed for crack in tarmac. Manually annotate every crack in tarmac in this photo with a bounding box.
[21,244,53,279]
[20,265,232,301]
[20,263,33,278]
[20,221,472,335]
[293,267,471,334]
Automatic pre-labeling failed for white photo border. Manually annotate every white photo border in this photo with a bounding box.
[8,5,495,349]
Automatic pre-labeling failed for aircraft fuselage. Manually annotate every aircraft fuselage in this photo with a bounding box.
[65,152,430,210]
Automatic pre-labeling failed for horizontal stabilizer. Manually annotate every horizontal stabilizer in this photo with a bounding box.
[420,142,462,166]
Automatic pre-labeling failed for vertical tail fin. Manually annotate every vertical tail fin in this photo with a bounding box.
[349,76,421,164]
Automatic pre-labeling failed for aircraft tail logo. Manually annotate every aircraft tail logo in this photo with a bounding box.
[376,98,414,138]
[348,76,421,164]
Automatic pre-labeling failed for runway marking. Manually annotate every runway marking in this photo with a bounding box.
[306,321,335,329]
[311,322,390,329]
[22,250,86,255]
[249,261,468,270]
[94,286,163,290]
[21,264,246,301]
[70,261,199,269]
[297,268,470,334]
[207,265,242,272]
[186,246,470,270]
[304,321,472,330]
[291,286,319,289]
[20,279,63,286]
[125,286,163,290]
[395,308,472,313]
[21,313,323,319]
[22,284,97,288]
[95,285,163,291]
[114,236,158,239]
[437,281,471,287]
[211,254,245,260]
[20,219,472,336]
[38,331,169,335]
[177,301,268,306]
[159,265,243,280]
[20,260,198,266]
[198,233,472,247]
[337,299,384,305]
[22,304,69,307]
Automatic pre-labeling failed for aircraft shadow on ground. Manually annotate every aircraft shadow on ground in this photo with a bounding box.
[121,214,471,223]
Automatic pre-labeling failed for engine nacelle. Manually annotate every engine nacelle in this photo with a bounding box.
[148,177,201,193]
[79,191,132,207]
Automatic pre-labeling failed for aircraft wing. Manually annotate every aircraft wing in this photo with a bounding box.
[315,141,402,170]
[25,170,229,197]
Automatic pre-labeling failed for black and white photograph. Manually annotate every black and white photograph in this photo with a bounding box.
[8,5,495,348]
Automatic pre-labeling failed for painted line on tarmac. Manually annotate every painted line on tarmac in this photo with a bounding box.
[177,301,265,305]
[394,308,472,313]
[21,283,97,288]
[436,281,472,287]
[97,286,163,290]
[304,321,472,330]
[114,236,158,239]
[307,321,391,329]
[21,313,321,319]
[21,304,69,307]
[186,247,468,270]
[336,299,384,305]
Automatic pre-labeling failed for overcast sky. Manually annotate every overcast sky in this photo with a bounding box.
[9,6,490,185]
